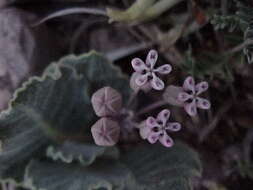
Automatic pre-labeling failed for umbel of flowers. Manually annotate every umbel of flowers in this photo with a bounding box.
[91,50,211,147]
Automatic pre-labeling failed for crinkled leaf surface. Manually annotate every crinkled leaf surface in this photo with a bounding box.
[46,142,119,166]
[9,51,130,136]
[0,51,131,180]
[121,142,202,190]
[0,106,49,180]
[24,160,139,190]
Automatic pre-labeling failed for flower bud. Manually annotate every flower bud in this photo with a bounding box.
[91,86,122,117]
[91,117,120,146]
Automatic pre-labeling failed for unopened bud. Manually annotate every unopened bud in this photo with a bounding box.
[91,117,120,146]
[91,86,122,117]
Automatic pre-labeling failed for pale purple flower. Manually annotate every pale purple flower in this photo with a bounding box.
[131,50,172,90]
[141,109,181,147]
[177,76,211,116]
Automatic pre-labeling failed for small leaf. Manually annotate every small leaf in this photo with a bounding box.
[23,160,139,190]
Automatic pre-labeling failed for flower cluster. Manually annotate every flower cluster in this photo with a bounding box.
[91,86,122,146]
[163,76,211,117]
[177,76,210,116]
[130,50,172,91]
[90,50,211,148]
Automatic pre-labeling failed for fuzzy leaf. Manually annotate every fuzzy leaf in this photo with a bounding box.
[46,142,119,166]
[0,51,131,180]
[121,142,202,190]
[7,51,130,138]
[0,106,49,180]
[23,160,139,190]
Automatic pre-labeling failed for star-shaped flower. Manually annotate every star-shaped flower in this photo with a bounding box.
[177,76,211,116]
[140,109,181,147]
[131,50,172,90]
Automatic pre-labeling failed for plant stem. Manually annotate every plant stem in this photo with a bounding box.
[34,8,107,26]
[226,39,253,54]
[127,90,139,108]
[136,100,168,116]
[145,0,184,19]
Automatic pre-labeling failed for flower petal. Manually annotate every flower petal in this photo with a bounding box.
[159,133,174,147]
[140,125,151,139]
[166,122,181,132]
[138,121,151,139]
[154,64,172,74]
[183,76,195,93]
[196,97,211,109]
[177,92,192,102]
[147,132,160,144]
[135,73,149,86]
[184,100,197,116]
[131,58,147,73]
[146,49,158,69]
[130,72,152,93]
[195,81,209,95]
[146,116,158,128]
[157,109,170,126]
[151,73,165,90]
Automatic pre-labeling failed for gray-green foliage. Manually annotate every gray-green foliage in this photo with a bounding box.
[0,51,130,181]
[211,1,253,64]
[211,14,245,32]
[121,142,202,190]
[0,51,202,190]
[181,48,234,81]
[211,1,252,32]
[46,142,119,166]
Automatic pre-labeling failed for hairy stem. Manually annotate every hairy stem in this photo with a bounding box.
[127,90,139,108]
[137,100,168,116]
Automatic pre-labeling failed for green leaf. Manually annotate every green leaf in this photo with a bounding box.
[121,142,202,190]
[0,51,131,180]
[23,160,139,190]
[46,142,119,166]
[0,106,49,180]
[7,51,130,138]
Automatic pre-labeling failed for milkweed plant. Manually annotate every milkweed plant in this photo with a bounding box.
[0,50,204,190]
